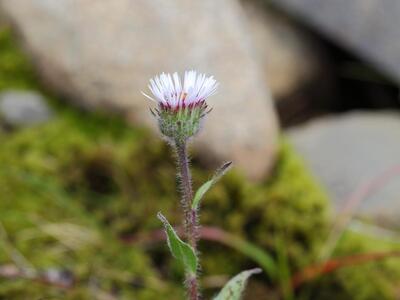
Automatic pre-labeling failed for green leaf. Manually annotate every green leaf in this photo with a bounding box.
[214,268,262,300]
[192,161,232,210]
[157,212,198,274]
[192,180,213,210]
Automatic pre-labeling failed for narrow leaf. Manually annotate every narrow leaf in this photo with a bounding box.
[214,268,262,300]
[227,234,276,279]
[157,212,198,274]
[192,180,213,210]
[192,161,232,209]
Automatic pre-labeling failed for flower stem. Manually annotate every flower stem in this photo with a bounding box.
[175,140,199,300]
[188,274,199,300]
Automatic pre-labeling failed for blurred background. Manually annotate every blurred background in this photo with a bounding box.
[0,0,399,299]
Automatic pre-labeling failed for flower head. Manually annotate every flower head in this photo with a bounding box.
[143,70,218,143]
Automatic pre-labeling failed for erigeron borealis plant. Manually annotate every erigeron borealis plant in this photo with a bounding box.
[143,71,261,300]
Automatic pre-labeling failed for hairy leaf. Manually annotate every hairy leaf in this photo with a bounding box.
[157,212,197,274]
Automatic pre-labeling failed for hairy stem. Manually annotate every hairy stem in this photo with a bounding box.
[175,141,198,248]
[187,274,199,300]
[175,140,199,300]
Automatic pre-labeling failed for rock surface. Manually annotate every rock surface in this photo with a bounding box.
[0,0,279,180]
[242,0,323,99]
[288,111,400,224]
[0,90,53,127]
[271,0,400,82]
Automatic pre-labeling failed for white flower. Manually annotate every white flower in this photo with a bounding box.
[143,70,218,111]
[143,70,218,142]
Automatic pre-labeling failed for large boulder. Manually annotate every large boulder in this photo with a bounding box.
[242,0,324,100]
[288,111,400,225]
[271,0,400,82]
[0,0,279,180]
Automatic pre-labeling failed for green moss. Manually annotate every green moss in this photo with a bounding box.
[0,112,331,298]
[3,117,400,299]
[1,24,400,300]
[0,119,183,299]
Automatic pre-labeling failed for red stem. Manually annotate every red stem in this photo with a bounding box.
[292,251,400,289]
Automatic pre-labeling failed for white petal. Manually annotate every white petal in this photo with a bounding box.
[144,70,218,109]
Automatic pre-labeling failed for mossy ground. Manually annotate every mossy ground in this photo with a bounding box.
[0,26,400,299]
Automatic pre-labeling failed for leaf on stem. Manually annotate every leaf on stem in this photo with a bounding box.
[157,212,198,275]
[213,268,262,300]
[192,161,232,210]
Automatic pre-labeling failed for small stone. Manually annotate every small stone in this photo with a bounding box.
[0,90,53,127]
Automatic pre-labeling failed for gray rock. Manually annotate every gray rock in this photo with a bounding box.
[288,111,400,224]
[271,0,400,82]
[0,0,279,180]
[0,90,53,127]
[242,0,323,99]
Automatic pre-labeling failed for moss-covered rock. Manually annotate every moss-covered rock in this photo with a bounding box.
[1,25,400,300]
